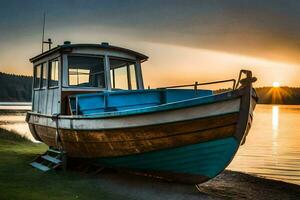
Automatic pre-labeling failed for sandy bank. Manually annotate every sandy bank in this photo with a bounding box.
[89,169,300,200]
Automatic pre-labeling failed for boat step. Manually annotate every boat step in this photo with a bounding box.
[47,148,63,154]
[41,155,61,164]
[30,162,50,172]
[30,148,66,172]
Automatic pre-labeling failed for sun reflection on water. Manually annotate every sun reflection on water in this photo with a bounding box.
[229,105,300,185]
[272,106,279,163]
[272,106,279,132]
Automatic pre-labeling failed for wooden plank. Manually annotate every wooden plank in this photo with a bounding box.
[34,125,56,147]
[33,112,238,157]
[62,124,236,157]
[61,113,238,142]
[234,86,256,143]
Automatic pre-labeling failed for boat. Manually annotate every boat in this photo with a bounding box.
[26,41,257,184]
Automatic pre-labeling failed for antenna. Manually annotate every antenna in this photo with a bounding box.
[42,12,45,53]
[41,12,53,53]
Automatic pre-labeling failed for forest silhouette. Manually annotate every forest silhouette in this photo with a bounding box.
[0,72,299,104]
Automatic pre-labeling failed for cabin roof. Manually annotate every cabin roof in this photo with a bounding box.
[29,42,149,63]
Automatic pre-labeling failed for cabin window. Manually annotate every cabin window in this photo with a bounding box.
[41,63,47,88]
[68,56,105,88]
[34,65,41,88]
[110,58,137,90]
[49,60,59,87]
[129,64,137,90]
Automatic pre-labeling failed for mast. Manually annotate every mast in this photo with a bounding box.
[41,12,52,53]
[42,12,45,53]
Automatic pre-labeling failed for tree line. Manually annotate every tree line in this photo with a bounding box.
[0,72,32,102]
[0,72,300,104]
[255,87,300,105]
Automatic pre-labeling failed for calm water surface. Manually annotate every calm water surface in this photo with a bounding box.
[229,104,300,185]
[0,104,299,185]
[0,102,31,110]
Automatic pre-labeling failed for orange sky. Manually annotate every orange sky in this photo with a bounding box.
[141,42,300,88]
[1,36,299,88]
[1,1,300,88]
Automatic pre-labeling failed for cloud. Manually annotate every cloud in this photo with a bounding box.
[0,0,300,82]
[34,1,300,64]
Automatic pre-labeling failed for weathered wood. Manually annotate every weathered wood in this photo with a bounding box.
[61,113,238,142]
[62,125,236,157]
[234,88,256,143]
[33,112,237,157]
[35,125,56,147]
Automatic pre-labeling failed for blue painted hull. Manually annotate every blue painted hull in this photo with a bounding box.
[95,137,238,182]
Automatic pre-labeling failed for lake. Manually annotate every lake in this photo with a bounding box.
[0,104,299,185]
[0,102,31,111]
[229,104,300,185]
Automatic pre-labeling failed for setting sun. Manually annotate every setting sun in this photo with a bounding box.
[273,82,280,88]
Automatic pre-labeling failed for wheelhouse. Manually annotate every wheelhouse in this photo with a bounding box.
[30,42,148,115]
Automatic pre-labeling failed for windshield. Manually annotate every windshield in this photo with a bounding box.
[110,58,137,90]
[68,56,105,88]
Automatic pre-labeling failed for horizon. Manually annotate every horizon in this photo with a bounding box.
[1,70,300,89]
[1,1,300,87]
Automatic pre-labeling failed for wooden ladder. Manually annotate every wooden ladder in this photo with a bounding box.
[30,148,66,172]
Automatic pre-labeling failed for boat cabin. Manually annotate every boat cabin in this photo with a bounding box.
[30,42,148,115]
[30,42,215,116]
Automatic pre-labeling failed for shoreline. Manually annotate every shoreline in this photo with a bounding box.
[86,168,300,200]
[0,109,29,114]
[196,170,300,199]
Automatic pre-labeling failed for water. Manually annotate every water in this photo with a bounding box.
[0,102,31,110]
[0,102,34,141]
[0,104,299,185]
[229,105,300,185]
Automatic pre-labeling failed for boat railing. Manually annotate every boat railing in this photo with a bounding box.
[157,70,255,91]
[157,79,236,91]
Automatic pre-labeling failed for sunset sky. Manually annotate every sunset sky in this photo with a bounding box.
[0,0,300,87]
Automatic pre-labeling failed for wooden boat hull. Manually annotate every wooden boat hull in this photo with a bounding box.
[31,111,238,157]
[26,85,257,183]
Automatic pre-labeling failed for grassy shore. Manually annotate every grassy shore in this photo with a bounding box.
[0,128,128,200]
